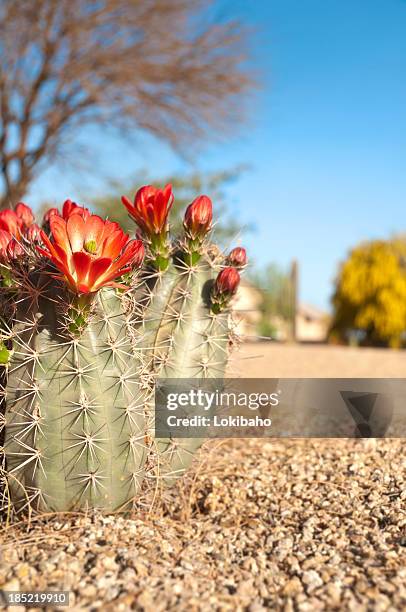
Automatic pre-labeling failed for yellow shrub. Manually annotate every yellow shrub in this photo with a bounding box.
[331,239,406,347]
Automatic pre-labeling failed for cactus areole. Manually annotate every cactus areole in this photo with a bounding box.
[0,190,246,514]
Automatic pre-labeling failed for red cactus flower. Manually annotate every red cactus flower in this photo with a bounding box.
[15,202,34,228]
[25,223,43,244]
[7,238,25,260]
[62,199,91,221]
[43,207,60,224]
[0,210,22,239]
[38,214,144,294]
[121,184,174,236]
[184,195,212,239]
[0,229,13,261]
[226,247,247,268]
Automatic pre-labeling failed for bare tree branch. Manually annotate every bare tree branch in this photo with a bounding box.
[0,0,253,207]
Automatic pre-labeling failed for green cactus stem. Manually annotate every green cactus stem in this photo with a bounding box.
[4,277,147,513]
[139,255,233,486]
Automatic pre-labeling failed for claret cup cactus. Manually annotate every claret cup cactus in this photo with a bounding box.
[0,186,246,514]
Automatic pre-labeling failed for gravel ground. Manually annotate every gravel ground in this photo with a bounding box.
[1,344,406,611]
[1,438,406,611]
[235,342,406,378]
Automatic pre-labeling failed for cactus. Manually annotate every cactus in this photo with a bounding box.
[4,281,146,513]
[0,187,245,514]
[140,259,233,486]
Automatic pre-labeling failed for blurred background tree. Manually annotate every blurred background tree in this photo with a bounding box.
[0,0,253,208]
[91,166,250,242]
[249,263,296,340]
[330,238,406,348]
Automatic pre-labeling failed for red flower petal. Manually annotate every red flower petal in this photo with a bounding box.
[43,207,60,223]
[67,215,85,252]
[121,239,145,267]
[91,266,132,291]
[84,215,106,247]
[121,196,134,215]
[0,210,22,238]
[50,216,71,255]
[88,257,112,290]
[52,242,71,269]
[0,229,12,260]
[101,229,129,259]
[62,200,75,218]
[39,231,63,263]
[105,219,121,233]
[15,202,34,227]
[72,251,91,284]
[164,183,173,209]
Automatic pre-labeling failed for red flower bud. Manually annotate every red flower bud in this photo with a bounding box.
[0,229,13,261]
[121,184,174,236]
[184,195,212,238]
[6,238,24,260]
[25,223,43,244]
[43,207,60,223]
[128,239,145,267]
[211,267,240,313]
[215,267,240,296]
[227,247,247,268]
[15,202,34,228]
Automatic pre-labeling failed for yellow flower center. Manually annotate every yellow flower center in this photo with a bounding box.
[84,239,97,255]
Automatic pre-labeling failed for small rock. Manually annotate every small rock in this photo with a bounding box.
[2,578,20,591]
[15,564,30,580]
[283,577,303,597]
[80,584,98,599]
[100,556,119,572]
[302,570,323,593]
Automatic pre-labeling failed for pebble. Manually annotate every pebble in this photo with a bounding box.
[283,577,303,596]
[302,570,323,593]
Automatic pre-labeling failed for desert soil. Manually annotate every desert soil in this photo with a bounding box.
[1,343,405,611]
[234,342,406,378]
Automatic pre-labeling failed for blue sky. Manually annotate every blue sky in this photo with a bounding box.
[27,0,406,310]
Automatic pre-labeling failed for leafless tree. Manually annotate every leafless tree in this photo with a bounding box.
[0,0,252,208]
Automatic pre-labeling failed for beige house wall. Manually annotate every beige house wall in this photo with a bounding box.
[233,281,263,338]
